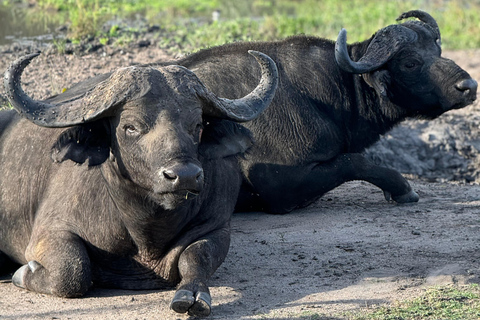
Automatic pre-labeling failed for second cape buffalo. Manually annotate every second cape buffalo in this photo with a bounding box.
[160,10,478,213]
[0,51,277,317]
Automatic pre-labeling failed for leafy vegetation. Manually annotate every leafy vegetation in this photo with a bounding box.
[2,0,480,51]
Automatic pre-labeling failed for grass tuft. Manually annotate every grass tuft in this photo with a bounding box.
[347,284,480,320]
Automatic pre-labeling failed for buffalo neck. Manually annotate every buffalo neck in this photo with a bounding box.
[337,40,409,152]
[99,159,197,257]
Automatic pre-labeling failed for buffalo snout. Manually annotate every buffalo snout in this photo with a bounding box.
[159,162,204,193]
[455,78,478,102]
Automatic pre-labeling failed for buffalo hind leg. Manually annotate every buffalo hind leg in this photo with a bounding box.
[170,227,230,317]
[12,231,91,297]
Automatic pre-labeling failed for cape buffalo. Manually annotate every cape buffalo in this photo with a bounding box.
[0,50,278,317]
[159,10,477,213]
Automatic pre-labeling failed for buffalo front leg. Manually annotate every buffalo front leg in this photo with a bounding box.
[12,231,91,297]
[339,153,419,203]
[240,153,418,213]
[301,153,418,205]
[303,153,419,205]
[170,227,230,317]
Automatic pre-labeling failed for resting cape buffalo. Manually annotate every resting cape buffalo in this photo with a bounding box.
[160,10,478,213]
[0,51,278,317]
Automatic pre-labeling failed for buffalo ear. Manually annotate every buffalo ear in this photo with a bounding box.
[199,119,254,159]
[51,122,110,166]
[363,70,391,99]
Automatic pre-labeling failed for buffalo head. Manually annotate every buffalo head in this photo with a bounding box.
[4,51,278,210]
[335,10,477,119]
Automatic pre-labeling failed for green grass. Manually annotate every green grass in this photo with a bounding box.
[162,0,480,52]
[2,0,480,51]
[346,284,480,320]
[230,285,480,320]
[0,100,12,111]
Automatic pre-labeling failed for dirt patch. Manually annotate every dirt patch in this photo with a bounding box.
[0,41,479,319]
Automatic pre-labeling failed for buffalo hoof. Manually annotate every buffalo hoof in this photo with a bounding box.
[170,289,211,317]
[12,260,42,288]
[384,190,419,203]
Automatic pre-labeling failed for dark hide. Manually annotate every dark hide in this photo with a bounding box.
[0,66,256,317]
[157,11,477,213]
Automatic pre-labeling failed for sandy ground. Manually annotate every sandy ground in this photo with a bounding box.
[0,40,479,319]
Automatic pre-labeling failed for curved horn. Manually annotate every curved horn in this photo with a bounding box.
[335,25,417,74]
[335,29,373,74]
[201,50,278,122]
[4,53,113,128]
[396,10,441,45]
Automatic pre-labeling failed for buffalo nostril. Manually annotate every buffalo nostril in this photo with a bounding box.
[160,163,204,191]
[194,169,202,181]
[163,169,178,181]
[455,79,478,97]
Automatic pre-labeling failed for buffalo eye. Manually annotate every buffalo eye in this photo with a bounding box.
[403,58,423,70]
[405,62,416,69]
[124,124,139,136]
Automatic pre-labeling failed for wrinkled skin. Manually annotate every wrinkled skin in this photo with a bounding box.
[0,51,277,317]
[159,11,478,213]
